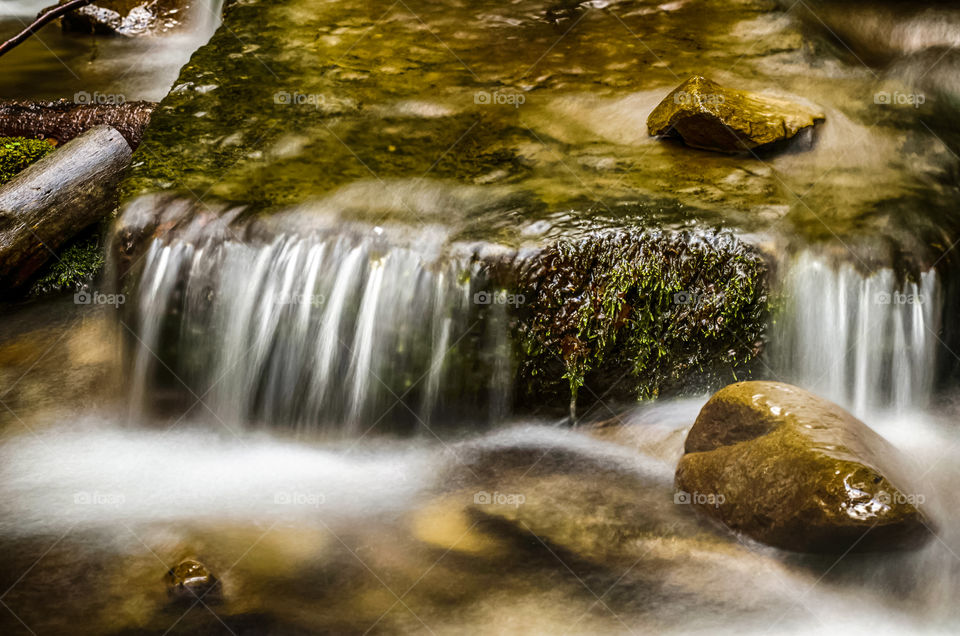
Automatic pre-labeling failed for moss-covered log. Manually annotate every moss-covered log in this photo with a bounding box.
[0,126,131,290]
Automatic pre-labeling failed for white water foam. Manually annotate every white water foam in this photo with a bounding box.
[128,232,511,432]
[770,250,941,417]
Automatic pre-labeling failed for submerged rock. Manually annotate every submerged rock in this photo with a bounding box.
[675,381,932,553]
[647,76,825,153]
[53,0,187,36]
[165,558,221,603]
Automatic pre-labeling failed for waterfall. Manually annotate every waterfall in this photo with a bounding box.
[770,250,941,417]
[127,231,512,433]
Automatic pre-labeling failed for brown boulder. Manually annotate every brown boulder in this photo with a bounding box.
[675,381,932,553]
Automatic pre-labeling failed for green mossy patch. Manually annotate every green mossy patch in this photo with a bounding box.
[29,229,106,296]
[0,138,55,186]
[512,230,768,414]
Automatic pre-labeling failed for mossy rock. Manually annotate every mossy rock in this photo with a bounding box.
[647,76,825,153]
[512,229,768,413]
[57,0,187,36]
[0,138,55,186]
[676,381,932,553]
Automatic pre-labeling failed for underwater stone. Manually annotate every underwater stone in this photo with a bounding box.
[676,381,932,553]
[647,76,825,153]
[52,0,189,36]
[165,558,221,603]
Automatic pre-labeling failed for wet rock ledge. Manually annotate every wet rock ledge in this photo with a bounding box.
[112,196,770,418]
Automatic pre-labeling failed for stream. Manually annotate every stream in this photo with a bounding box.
[3,0,960,634]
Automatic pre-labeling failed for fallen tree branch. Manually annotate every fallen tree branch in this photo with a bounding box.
[0,125,132,289]
[0,0,97,59]
[0,100,156,148]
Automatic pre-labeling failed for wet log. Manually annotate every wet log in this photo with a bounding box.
[0,100,155,148]
[0,125,132,290]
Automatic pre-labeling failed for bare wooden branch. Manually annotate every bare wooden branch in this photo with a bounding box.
[0,0,97,59]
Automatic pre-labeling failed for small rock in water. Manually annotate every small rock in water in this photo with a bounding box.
[55,0,187,37]
[675,381,932,553]
[647,76,824,153]
[164,558,221,603]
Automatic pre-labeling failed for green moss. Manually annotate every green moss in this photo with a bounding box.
[0,137,54,186]
[513,230,769,415]
[29,230,106,296]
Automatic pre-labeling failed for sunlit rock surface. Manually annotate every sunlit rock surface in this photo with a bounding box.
[647,75,824,152]
[676,381,933,553]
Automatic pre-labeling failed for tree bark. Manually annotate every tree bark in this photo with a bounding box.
[0,125,132,291]
[0,100,155,148]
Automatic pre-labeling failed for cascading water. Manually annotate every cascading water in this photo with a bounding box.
[770,250,941,416]
[127,229,513,433]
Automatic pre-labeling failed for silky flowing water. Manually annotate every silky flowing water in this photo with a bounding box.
[4,0,960,634]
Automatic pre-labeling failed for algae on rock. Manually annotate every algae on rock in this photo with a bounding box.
[512,230,769,415]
